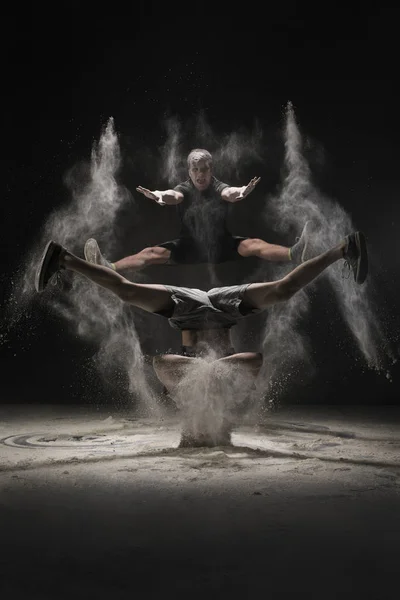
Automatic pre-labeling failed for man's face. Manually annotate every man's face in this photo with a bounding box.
[188,159,212,191]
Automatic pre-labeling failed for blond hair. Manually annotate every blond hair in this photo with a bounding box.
[187,148,213,169]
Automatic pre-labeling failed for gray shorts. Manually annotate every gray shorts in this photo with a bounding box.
[159,284,259,330]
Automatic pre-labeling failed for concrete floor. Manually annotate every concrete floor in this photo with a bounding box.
[1,403,399,599]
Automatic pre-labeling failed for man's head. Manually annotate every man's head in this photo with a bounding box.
[187,149,213,191]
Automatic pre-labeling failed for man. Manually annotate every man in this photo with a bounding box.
[35,230,368,445]
[84,148,311,273]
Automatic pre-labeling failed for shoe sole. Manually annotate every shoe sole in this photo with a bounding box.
[300,220,312,262]
[35,241,57,292]
[355,231,368,284]
[84,238,115,270]
[84,238,100,264]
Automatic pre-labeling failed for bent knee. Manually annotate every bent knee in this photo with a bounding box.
[239,352,263,368]
[152,354,182,370]
[249,352,263,367]
[143,246,171,262]
[237,238,263,257]
[152,354,169,370]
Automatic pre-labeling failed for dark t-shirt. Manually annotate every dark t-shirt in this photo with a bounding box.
[173,176,230,246]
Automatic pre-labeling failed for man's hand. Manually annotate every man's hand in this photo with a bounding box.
[237,176,261,200]
[136,186,165,205]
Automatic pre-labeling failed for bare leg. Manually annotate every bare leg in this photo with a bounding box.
[244,242,345,310]
[153,355,201,395]
[114,246,171,272]
[62,252,174,314]
[238,238,291,262]
[153,352,262,396]
[153,352,262,448]
[218,352,263,377]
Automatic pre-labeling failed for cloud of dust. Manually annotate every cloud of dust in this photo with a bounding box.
[170,350,258,444]
[255,102,397,410]
[3,118,159,415]
[160,111,264,186]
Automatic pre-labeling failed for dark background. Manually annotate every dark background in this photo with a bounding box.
[1,1,399,407]
[2,8,399,598]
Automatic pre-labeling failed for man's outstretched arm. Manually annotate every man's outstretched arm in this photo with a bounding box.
[136,186,184,205]
[221,176,261,203]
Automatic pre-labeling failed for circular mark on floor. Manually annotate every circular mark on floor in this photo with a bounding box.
[0,432,160,449]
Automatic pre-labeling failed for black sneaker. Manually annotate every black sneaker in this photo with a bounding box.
[290,220,312,263]
[84,238,115,270]
[343,231,368,284]
[35,241,66,292]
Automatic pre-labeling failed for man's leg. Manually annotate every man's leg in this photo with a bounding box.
[218,352,263,377]
[84,238,171,272]
[113,247,171,271]
[153,352,262,395]
[153,354,198,395]
[237,221,312,263]
[243,232,367,310]
[153,352,262,448]
[36,241,174,314]
[238,238,290,261]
